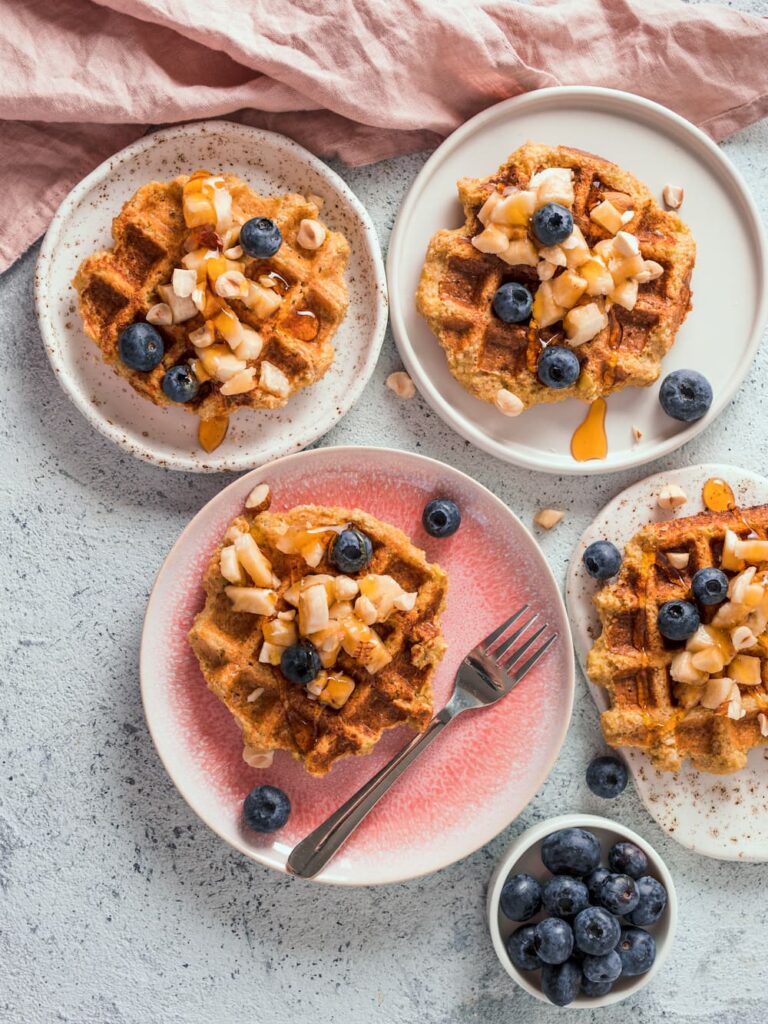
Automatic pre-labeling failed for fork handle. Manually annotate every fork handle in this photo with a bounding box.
[286,708,452,879]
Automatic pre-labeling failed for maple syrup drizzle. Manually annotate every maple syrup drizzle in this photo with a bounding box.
[702,477,735,513]
[571,399,608,462]
[285,308,320,341]
[198,415,229,453]
[263,270,290,296]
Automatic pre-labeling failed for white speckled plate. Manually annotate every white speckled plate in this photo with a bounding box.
[388,87,768,475]
[566,463,768,861]
[35,121,387,473]
[141,446,574,885]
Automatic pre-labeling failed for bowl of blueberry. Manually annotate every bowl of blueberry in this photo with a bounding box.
[487,814,677,1007]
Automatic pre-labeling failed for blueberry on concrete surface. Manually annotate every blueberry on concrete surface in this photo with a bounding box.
[586,755,628,798]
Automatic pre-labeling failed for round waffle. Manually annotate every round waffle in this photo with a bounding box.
[73,173,350,420]
[416,142,695,411]
[587,505,768,774]
[188,501,448,777]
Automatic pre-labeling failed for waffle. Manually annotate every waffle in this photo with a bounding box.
[416,142,695,411]
[588,505,768,774]
[73,173,350,421]
[188,501,448,776]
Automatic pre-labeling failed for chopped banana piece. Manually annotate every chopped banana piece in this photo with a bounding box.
[657,485,687,510]
[564,302,608,347]
[534,508,565,530]
[471,225,510,256]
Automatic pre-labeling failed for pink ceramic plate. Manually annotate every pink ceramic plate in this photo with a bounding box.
[141,447,574,884]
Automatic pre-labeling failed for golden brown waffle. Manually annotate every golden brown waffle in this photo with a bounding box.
[73,174,349,420]
[588,505,768,774]
[188,503,448,776]
[416,142,695,410]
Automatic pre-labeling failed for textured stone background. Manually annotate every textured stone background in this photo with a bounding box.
[3,88,768,1024]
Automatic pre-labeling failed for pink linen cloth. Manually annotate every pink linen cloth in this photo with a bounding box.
[1,0,767,272]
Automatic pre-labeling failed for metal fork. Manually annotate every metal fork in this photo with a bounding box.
[286,604,557,879]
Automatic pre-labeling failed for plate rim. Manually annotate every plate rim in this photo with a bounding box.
[34,119,388,474]
[140,444,576,886]
[565,460,768,862]
[387,85,768,476]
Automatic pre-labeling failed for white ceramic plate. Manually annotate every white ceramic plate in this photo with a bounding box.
[388,87,767,475]
[141,446,574,885]
[566,463,768,861]
[35,121,387,472]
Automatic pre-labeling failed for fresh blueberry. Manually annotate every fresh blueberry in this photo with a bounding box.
[581,977,614,997]
[240,216,283,258]
[329,528,373,573]
[532,202,574,246]
[161,364,200,403]
[608,841,648,880]
[534,917,574,965]
[692,567,729,606]
[582,950,622,985]
[586,755,628,798]
[616,926,656,976]
[541,827,601,877]
[279,640,322,686]
[573,906,621,956]
[542,876,590,919]
[585,867,610,903]
[625,876,668,926]
[422,498,461,538]
[582,541,622,581]
[500,873,542,921]
[537,345,580,389]
[242,785,290,832]
[597,873,640,915]
[657,599,700,641]
[506,924,542,971]
[492,282,533,324]
[659,369,713,422]
[541,959,582,1007]
[118,322,164,372]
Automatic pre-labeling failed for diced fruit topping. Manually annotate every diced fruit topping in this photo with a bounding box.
[146,302,173,326]
[531,203,574,246]
[537,346,580,389]
[156,283,197,323]
[662,184,684,209]
[491,190,537,226]
[280,639,322,685]
[657,484,687,510]
[586,754,628,798]
[657,600,700,641]
[531,280,565,328]
[240,217,283,258]
[472,224,509,256]
[422,498,461,538]
[259,360,291,398]
[589,200,625,235]
[492,282,533,323]
[225,587,277,615]
[583,540,622,580]
[529,167,574,208]
[551,269,587,309]
[161,364,200,403]
[692,567,729,605]
[564,302,607,347]
[245,482,271,510]
[659,370,713,422]
[329,528,374,573]
[499,237,539,267]
[243,785,291,833]
[118,322,165,372]
[500,873,543,922]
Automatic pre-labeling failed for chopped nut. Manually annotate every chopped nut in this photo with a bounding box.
[245,482,271,510]
[759,713,768,737]
[296,218,327,250]
[246,687,264,703]
[335,576,359,601]
[355,595,378,626]
[386,371,416,399]
[662,184,684,210]
[667,552,690,570]
[657,485,687,510]
[214,270,248,299]
[536,260,557,281]
[146,302,173,326]
[243,744,274,768]
[172,267,197,298]
[632,425,643,443]
[534,508,565,530]
[701,677,734,709]
[494,388,524,416]
[223,245,243,259]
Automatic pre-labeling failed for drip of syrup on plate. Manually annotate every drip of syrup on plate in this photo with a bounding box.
[702,477,735,512]
[571,399,608,462]
[285,308,320,341]
[198,415,229,453]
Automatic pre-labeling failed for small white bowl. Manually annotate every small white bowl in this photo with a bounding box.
[487,814,677,1008]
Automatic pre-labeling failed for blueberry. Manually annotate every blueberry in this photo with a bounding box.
[534,917,574,965]
[329,528,373,573]
[625,876,667,926]
[161,364,200,403]
[243,785,290,832]
[541,959,582,1007]
[586,755,628,798]
[537,345,580,389]
[118,322,164,372]
[279,640,321,686]
[240,216,282,258]
[608,841,648,880]
[422,498,461,538]
[492,282,533,324]
[582,950,622,985]
[582,540,622,580]
[597,873,640,915]
[692,567,729,606]
[500,873,542,921]
[617,926,656,976]
[659,369,713,422]
[506,924,542,971]
[532,202,574,246]
[581,977,614,997]
[541,827,601,877]
[542,876,590,918]
[657,599,700,641]
[585,867,610,903]
[573,906,621,957]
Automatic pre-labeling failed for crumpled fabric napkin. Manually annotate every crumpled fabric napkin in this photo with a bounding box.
[1,0,766,272]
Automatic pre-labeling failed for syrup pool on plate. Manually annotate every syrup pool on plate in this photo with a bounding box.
[702,477,736,512]
[571,399,608,462]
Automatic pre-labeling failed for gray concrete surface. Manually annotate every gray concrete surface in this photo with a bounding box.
[2,109,768,1024]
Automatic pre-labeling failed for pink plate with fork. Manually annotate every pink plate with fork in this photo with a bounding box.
[140,447,574,884]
